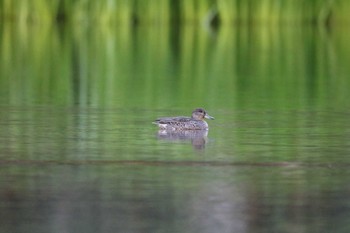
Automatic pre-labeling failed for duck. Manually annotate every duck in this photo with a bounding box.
[153,108,214,130]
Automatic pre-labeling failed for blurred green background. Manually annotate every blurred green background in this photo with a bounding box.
[1,22,350,110]
[1,0,349,25]
[1,0,350,110]
[1,1,350,233]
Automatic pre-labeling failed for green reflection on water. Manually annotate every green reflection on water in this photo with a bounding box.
[1,23,350,164]
[1,24,350,233]
[1,24,350,110]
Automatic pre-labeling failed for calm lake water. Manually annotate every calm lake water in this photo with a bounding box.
[1,24,350,233]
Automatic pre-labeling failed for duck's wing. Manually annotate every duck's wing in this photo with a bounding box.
[154,116,191,124]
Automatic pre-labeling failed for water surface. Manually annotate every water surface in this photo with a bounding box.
[1,24,350,233]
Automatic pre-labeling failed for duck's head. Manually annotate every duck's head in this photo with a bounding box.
[192,108,215,121]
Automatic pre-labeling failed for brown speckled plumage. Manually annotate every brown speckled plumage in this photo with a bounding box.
[153,108,214,130]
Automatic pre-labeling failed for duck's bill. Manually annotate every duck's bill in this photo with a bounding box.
[205,114,215,120]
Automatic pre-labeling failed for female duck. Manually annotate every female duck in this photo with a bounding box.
[153,108,214,130]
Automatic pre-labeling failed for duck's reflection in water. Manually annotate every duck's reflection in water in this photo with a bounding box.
[157,130,209,150]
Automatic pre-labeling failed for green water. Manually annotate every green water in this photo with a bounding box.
[1,24,350,233]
